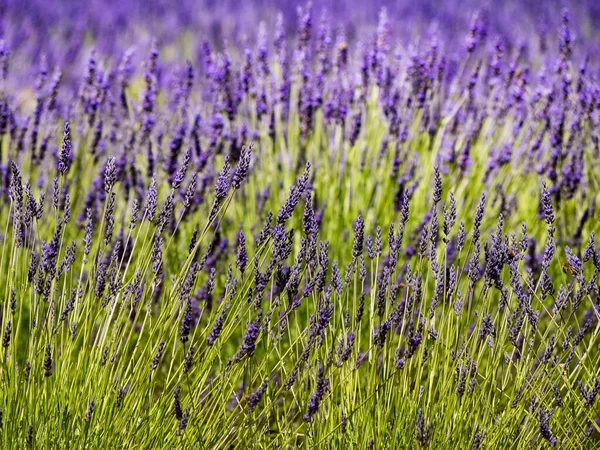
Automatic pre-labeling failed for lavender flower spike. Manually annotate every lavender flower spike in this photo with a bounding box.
[57,122,73,174]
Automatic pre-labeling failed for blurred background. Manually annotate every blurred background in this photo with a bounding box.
[1,0,599,106]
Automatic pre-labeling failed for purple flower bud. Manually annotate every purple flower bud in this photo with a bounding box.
[0,40,9,81]
[565,246,583,277]
[173,384,183,420]
[26,425,33,447]
[84,399,95,423]
[104,156,117,193]
[374,320,391,348]
[559,8,572,60]
[150,339,166,370]
[171,147,191,190]
[206,304,229,346]
[182,345,195,374]
[232,145,252,190]
[151,234,163,273]
[337,332,355,363]
[473,192,486,244]
[9,288,16,314]
[43,344,52,377]
[215,156,231,201]
[104,192,116,245]
[247,378,269,412]
[443,192,457,238]
[9,162,24,247]
[352,213,365,260]
[540,182,554,225]
[277,163,311,225]
[478,314,496,343]
[236,230,248,274]
[57,122,72,174]
[176,406,190,436]
[156,193,174,233]
[406,331,422,358]
[144,178,158,222]
[234,310,262,362]
[179,300,193,344]
[432,166,442,203]
[304,362,329,422]
[2,320,11,349]
[415,408,431,448]
[538,405,557,446]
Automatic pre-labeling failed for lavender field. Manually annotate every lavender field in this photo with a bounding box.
[1,0,600,448]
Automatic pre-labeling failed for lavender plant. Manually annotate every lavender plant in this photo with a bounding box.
[0,1,599,448]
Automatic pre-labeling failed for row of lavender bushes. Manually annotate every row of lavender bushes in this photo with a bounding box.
[0,1,599,448]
